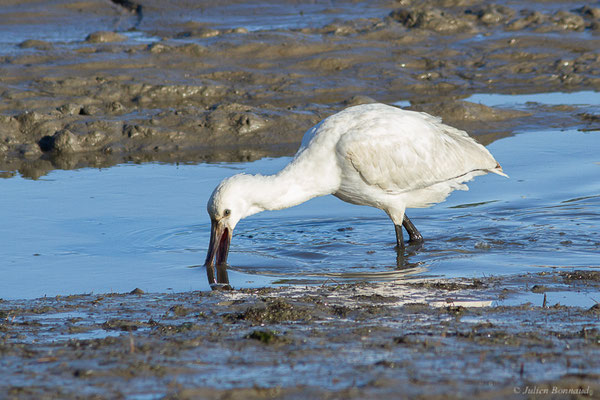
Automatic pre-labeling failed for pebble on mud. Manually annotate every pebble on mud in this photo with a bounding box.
[575,6,600,20]
[552,11,586,31]
[18,39,53,50]
[505,11,546,31]
[85,31,127,43]
[177,28,220,38]
[57,103,83,116]
[469,4,515,26]
[389,7,474,33]
[41,129,108,154]
[18,143,42,159]
[51,130,84,153]
[530,285,548,293]
[343,95,378,107]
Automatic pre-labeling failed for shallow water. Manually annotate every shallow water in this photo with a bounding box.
[229,126,600,281]
[0,1,385,54]
[1,93,599,300]
[467,91,600,107]
[179,2,387,32]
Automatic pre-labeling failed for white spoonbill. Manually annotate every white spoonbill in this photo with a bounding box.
[204,103,506,287]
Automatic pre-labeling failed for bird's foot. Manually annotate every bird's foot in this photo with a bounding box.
[395,238,424,252]
[408,235,424,245]
[407,238,424,251]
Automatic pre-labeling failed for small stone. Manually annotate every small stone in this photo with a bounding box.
[580,6,600,19]
[531,285,548,293]
[343,95,378,107]
[85,31,127,43]
[18,143,42,159]
[148,43,171,54]
[79,105,101,116]
[188,28,220,38]
[57,103,83,115]
[52,130,82,153]
[19,39,53,50]
[108,101,126,114]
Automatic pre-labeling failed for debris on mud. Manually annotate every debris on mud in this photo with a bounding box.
[2,272,600,399]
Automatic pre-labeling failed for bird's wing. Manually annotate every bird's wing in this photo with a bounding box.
[336,111,500,193]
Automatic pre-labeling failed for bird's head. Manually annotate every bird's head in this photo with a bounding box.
[204,174,263,289]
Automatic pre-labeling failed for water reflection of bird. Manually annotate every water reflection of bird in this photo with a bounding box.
[204,103,507,288]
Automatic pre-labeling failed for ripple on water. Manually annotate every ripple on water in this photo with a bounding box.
[1,120,599,298]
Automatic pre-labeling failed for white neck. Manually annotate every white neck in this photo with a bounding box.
[249,170,317,212]
[246,157,339,214]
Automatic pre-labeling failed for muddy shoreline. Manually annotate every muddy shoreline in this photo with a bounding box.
[2,0,600,178]
[2,1,600,398]
[2,271,599,399]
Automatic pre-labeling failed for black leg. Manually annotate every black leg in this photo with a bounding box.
[402,214,423,244]
[394,224,404,249]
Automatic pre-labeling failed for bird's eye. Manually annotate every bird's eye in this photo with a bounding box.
[223,209,231,217]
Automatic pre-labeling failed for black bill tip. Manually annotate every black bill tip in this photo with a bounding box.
[204,220,232,288]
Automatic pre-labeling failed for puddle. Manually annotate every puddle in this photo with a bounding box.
[226,127,600,287]
[467,91,600,107]
[26,311,91,324]
[498,290,600,309]
[2,128,598,301]
[0,1,385,55]
[392,100,411,108]
[1,94,600,300]
[164,2,388,32]
[0,162,278,298]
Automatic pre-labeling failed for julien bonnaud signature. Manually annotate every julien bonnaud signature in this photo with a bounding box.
[514,385,592,396]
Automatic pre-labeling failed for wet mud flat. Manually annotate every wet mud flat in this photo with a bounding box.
[2,271,600,399]
[2,1,600,398]
[1,0,600,178]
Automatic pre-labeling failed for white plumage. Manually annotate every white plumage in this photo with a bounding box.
[204,103,507,288]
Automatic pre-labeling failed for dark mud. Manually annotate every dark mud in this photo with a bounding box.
[2,2,600,397]
[2,271,599,399]
[2,0,600,178]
